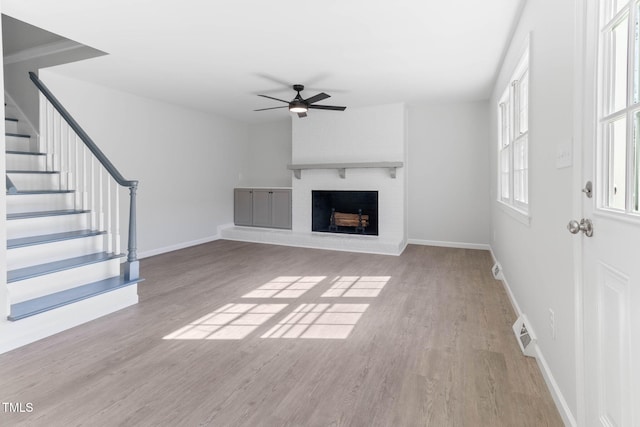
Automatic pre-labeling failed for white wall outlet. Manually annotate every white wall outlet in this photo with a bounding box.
[548,308,556,339]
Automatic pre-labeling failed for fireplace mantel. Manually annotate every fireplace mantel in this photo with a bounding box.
[287,161,404,179]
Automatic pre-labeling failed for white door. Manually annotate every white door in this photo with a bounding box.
[578,0,640,425]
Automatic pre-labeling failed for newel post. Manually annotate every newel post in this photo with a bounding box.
[125,182,139,281]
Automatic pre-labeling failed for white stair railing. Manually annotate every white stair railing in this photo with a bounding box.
[32,72,139,280]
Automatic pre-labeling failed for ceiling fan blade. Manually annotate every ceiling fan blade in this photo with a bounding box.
[308,105,347,111]
[304,92,330,104]
[255,73,292,88]
[254,106,288,111]
[297,112,307,118]
[258,94,290,103]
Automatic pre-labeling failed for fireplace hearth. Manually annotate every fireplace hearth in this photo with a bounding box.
[312,191,378,236]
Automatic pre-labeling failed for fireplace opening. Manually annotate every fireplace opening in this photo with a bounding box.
[312,191,378,236]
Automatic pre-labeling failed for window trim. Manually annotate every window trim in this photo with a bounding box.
[497,38,531,218]
[596,0,640,216]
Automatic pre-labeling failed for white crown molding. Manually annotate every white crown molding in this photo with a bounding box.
[4,40,82,65]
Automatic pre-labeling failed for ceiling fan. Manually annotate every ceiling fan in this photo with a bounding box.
[254,84,346,118]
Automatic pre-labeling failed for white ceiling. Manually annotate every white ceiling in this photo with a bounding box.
[3,0,524,123]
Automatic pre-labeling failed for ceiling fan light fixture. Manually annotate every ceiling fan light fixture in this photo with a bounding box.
[289,101,308,113]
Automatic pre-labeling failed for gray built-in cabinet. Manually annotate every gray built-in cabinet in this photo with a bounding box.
[234,188,292,229]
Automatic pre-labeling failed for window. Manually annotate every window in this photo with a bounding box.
[498,44,530,213]
[599,0,640,214]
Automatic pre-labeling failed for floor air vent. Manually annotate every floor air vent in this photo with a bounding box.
[491,262,503,280]
[512,314,537,357]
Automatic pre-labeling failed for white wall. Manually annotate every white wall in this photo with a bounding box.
[0,14,9,319]
[408,102,490,247]
[38,68,249,257]
[291,103,407,247]
[490,0,576,423]
[4,44,103,134]
[244,119,292,187]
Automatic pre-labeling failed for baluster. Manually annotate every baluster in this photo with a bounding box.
[90,156,96,229]
[115,183,121,255]
[51,111,60,178]
[47,103,53,171]
[66,125,73,190]
[99,167,104,231]
[106,176,112,253]
[74,135,80,209]
[38,94,46,153]
[60,122,66,189]
[59,115,63,175]
[82,144,88,211]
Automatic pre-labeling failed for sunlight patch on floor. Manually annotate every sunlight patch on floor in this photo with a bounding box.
[242,276,327,299]
[261,303,369,339]
[163,303,288,340]
[164,275,390,341]
[321,276,390,298]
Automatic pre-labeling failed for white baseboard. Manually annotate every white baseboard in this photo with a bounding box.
[534,345,578,427]
[407,238,491,251]
[490,246,577,427]
[137,234,220,259]
[489,248,523,317]
[220,226,405,256]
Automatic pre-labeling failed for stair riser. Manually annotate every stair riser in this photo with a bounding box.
[5,135,38,152]
[7,173,60,191]
[6,193,76,214]
[6,153,46,171]
[7,212,91,240]
[5,119,19,134]
[8,235,104,270]
[8,258,121,304]
[1,286,138,353]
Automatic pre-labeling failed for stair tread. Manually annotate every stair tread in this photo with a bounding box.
[7,190,75,195]
[6,170,59,174]
[8,252,124,283]
[8,275,142,321]
[7,209,89,220]
[8,229,105,249]
[6,150,46,156]
[5,132,31,138]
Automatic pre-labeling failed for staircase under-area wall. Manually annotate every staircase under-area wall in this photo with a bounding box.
[1,73,142,354]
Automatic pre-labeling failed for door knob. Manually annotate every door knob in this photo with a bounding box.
[567,218,593,237]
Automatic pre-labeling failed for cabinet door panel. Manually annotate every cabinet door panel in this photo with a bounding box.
[252,190,272,227]
[271,190,292,229]
[234,189,253,226]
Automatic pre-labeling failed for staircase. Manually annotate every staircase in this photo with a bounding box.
[1,73,141,353]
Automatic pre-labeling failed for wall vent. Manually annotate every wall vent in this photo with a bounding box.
[491,262,503,280]
[512,314,537,357]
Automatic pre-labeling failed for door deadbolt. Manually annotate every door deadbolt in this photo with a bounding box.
[582,181,593,198]
[567,218,593,237]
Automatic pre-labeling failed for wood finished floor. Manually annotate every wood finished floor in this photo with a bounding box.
[0,241,563,426]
